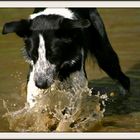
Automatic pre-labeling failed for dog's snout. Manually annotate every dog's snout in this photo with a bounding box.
[35,80,47,89]
[34,65,56,89]
[35,78,51,89]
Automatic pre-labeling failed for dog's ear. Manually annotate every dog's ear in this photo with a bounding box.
[61,18,91,29]
[2,19,31,37]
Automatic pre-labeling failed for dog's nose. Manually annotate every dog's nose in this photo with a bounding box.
[35,80,48,89]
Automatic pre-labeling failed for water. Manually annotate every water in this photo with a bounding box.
[3,72,104,132]
[0,8,140,132]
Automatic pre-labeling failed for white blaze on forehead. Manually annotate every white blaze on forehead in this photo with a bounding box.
[34,34,51,74]
[34,34,56,79]
[38,34,46,64]
[30,8,75,20]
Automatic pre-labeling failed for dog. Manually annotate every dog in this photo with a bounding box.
[2,8,130,108]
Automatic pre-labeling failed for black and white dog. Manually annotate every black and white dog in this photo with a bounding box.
[2,8,130,108]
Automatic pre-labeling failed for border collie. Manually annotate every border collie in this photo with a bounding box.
[2,8,130,108]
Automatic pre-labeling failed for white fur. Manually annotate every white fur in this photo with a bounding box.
[30,8,75,20]
[27,68,43,108]
[38,34,46,64]
[34,34,50,75]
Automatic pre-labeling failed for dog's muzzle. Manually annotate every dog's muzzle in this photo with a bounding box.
[34,65,56,89]
[35,77,52,89]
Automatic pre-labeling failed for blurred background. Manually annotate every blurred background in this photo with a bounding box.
[0,8,140,131]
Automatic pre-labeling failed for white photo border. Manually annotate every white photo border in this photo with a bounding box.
[0,132,140,139]
[0,1,140,7]
[0,1,140,139]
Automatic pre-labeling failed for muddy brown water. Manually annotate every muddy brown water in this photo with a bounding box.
[0,8,140,132]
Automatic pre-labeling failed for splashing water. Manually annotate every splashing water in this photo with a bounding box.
[3,71,105,132]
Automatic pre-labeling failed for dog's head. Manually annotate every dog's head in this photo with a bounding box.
[2,11,90,89]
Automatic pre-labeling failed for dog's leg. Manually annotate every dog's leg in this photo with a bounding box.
[94,46,130,92]
[88,9,130,92]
